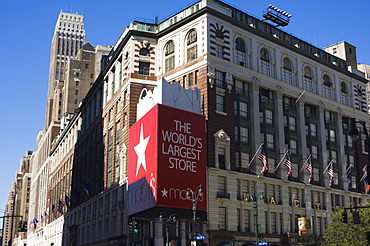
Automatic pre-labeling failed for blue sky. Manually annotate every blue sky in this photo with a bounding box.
[0,0,369,215]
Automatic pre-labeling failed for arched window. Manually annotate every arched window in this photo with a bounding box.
[303,66,313,92]
[139,48,149,56]
[215,30,223,39]
[260,48,270,76]
[282,57,293,85]
[235,38,246,67]
[340,81,349,105]
[186,30,197,63]
[164,41,175,73]
[323,74,332,99]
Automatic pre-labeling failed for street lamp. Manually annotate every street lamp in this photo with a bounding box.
[164,214,176,246]
[245,192,265,246]
[349,119,370,188]
[186,185,204,240]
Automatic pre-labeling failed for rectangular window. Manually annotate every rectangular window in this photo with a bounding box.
[241,152,249,169]
[216,44,224,58]
[243,209,251,232]
[240,102,248,118]
[330,129,336,142]
[218,147,226,169]
[290,139,297,154]
[266,133,274,149]
[218,207,227,230]
[234,126,239,143]
[218,176,226,194]
[289,116,296,131]
[310,123,317,137]
[139,62,150,75]
[215,71,224,88]
[240,127,248,144]
[265,109,273,125]
[216,95,224,112]
[311,145,318,159]
[188,72,194,87]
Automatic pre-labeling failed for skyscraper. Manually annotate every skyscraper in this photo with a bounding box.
[45,11,86,128]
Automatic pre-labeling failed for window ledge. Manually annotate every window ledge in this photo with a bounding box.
[216,110,227,116]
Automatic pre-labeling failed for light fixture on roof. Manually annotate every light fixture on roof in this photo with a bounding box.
[263,5,292,27]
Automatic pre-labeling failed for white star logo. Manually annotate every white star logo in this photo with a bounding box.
[134,123,151,177]
[161,188,168,197]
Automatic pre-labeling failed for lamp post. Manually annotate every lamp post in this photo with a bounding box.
[185,185,204,240]
[245,192,265,246]
[164,214,176,246]
[349,119,370,189]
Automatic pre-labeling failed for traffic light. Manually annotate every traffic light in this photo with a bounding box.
[342,212,348,223]
[352,211,360,224]
[22,221,27,232]
[128,222,133,232]
[17,221,27,232]
[17,221,23,232]
[133,221,138,233]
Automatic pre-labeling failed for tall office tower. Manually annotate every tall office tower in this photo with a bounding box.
[45,11,86,129]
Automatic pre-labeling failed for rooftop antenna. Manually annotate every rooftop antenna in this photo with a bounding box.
[262,4,292,27]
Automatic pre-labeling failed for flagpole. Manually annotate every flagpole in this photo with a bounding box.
[273,150,289,172]
[322,159,334,174]
[299,154,311,174]
[247,143,264,169]
[342,164,353,178]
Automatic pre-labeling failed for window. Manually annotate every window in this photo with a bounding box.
[303,66,314,93]
[323,75,332,99]
[235,38,246,67]
[240,102,248,118]
[290,139,297,154]
[139,62,150,75]
[340,82,349,105]
[265,109,273,125]
[216,44,224,58]
[216,95,224,112]
[218,176,226,194]
[329,129,336,142]
[310,123,317,137]
[283,57,293,85]
[215,71,224,89]
[218,207,227,230]
[164,41,175,72]
[289,116,296,131]
[243,209,251,232]
[218,147,226,169]
[139,48,150,56]
[85,63,89,69]
[186,30,197,62]
[311,145,318,160]
[266,133,274,149]
[215,29,223,39]
[260,48,270,76]
[240,127,248,144]
[235,79,249,95]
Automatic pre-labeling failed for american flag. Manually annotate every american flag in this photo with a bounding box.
[258,145,268,173]
[327,164,334,187]
[58,200,65,214]
[305,157,313,183]
[283,153,292,177]
[52,204,58,217]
